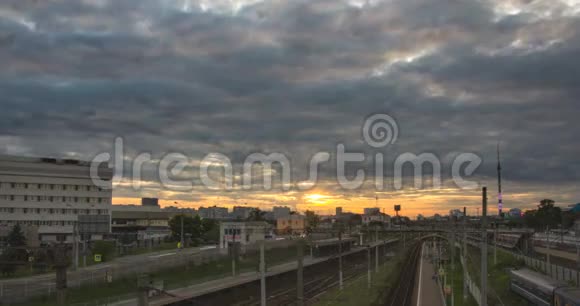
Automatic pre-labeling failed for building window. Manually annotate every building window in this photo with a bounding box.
[75,185,79,191]
[23,208,28,213]
[49,209,54,214]
[86,186,91,191]
[11,183,15,188]
[62,184,67,190]
[74,197,78,202]
[10,195,14,201]
[86,198,90,203]
[37,184,41,189]
[50,184,54,190]
[36,208,40,214]
[24,195,28,201]
[24,183,28,189]
[49,196,53,202]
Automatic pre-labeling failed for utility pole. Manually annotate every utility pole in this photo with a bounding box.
[375,244,379,273]
[481,187,488,306]
[367,246,372,289]
[494,223,498,266]
[260,241,266,306]
[54,243,68,306]
[232,227,237,277]
[375,226,379,273]
[137,274,150,306]
[546,226,551,275]
[338,229,343,290]
[576,222,580,288]
[180,214,184,249]
[463,207,468,301]
[297,240,304,306]
[82,238,87,267]
[451,219,456,306]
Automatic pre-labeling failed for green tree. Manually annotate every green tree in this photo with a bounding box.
[246,209,266,221]
[201,218,219,243]
[1,224,28,275]
[536,199,562,229]
[169,215,202,242]
[524,199,563,230]
[7,223,26,247]
[0,248,21,276]
[305,210,320,233]
[523,209,539,229]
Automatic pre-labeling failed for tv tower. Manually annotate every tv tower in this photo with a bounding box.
[497,142,503,217]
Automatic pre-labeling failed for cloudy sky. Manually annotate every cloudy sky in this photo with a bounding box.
[1,0,579,216]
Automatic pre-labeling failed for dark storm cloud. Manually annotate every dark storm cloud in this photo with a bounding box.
[0,0,579,207]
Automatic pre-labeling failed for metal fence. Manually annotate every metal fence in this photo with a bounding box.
[0,239,303,305]
[460,255,482,306]
[514,253,579,285]
[0,248,225,305]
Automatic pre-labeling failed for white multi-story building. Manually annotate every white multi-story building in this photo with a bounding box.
[219,221,269,253]
[362,213,391,226]
[0,155,113,244]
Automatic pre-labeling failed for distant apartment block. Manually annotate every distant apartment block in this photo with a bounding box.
[0,155,113,244]
[232,206,256,220]
[362,213,391,226]
[277,215,308,235]
[199,206,229,219]
[141,197,159,207]
[273,206,291,219]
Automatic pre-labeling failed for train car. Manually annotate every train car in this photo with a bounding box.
[510,268,565,306]
[554,287,580,306]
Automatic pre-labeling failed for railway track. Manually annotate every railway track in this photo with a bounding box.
[246,262,367,305]
[385,243,422,306]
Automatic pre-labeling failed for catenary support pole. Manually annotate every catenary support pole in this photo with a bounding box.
[367,246,372,289]
[297,240,304,306]
[260,241,266,306]
[339,230,343,290]
[481,187,488,306]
